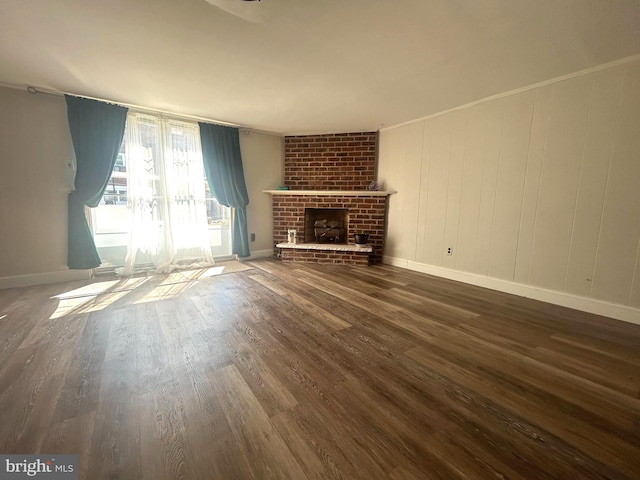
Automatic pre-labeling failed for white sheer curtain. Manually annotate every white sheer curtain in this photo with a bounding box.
[116,113,214,275]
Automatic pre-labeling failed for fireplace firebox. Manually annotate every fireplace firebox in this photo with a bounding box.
[304,208,349,243]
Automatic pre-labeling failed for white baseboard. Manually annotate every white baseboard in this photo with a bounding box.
[0,269,92,290]
[242,249,276,261]
[383,256,640,325]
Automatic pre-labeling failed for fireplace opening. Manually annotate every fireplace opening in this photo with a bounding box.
[304,208,349,244]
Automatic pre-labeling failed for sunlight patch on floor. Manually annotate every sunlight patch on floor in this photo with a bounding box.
[158,266,226,285]
[110,276,151,292]
[50,291,129,319]
[53,280,120,300]
[50,296,96,319]
[200,266,226,277]
[85,291,131,313]
[134,280,198,304]
[49,277,151,319]
[46,262,245,314]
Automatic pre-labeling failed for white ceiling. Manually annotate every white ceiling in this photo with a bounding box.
[1,0,639,135]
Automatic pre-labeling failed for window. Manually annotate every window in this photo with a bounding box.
[101,153,127,205]
[92,114,232,269]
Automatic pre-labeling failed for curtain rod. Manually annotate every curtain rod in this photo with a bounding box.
[0,81,267,135]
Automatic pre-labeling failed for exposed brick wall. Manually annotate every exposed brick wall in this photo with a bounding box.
[272,195,387,263]
[284,132,377,190]
[281,249,370,266]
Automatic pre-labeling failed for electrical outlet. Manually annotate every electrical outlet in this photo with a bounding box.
[250,233,256,242]
[446,246,453,256]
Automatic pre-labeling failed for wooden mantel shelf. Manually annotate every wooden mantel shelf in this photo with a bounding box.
[263,190,396,196]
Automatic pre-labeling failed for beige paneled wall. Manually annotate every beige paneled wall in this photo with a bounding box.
[592,63,640,306]
[379,58,640,316]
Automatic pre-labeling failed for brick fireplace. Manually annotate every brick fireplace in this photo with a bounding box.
[266,132,393,265]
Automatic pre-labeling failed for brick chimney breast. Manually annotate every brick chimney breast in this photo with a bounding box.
[284,132,377,190]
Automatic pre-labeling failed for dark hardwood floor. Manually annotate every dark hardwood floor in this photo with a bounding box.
[1,259,639,479]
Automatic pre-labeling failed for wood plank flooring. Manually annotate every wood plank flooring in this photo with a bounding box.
[0,259,639,479]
